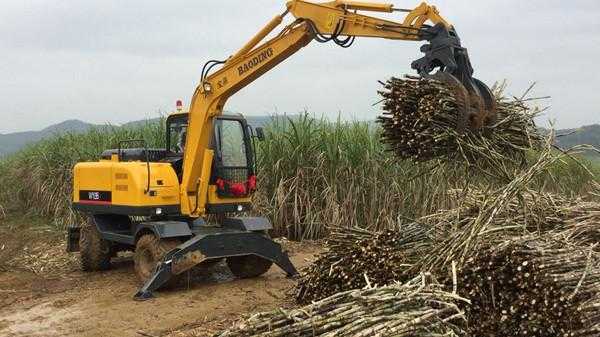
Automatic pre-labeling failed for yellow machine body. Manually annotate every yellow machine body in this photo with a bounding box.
[73,153,252,216]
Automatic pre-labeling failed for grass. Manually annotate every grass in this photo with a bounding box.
[0,121,165,227]
[0,211,66,272]
[0,114,598,240]
[257,115,472,239]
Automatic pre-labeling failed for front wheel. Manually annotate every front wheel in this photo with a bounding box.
[226,255,273,279]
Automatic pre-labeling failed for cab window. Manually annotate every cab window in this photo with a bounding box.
[168,119,188,154]
[214,119,248,168]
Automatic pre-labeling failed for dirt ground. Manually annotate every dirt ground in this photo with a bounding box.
[0,224,323,337]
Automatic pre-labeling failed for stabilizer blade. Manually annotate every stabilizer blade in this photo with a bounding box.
[133,232,298,300]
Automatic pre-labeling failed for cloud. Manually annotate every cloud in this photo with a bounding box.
[1,0,599,133]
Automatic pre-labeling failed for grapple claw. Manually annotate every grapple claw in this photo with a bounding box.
[473,77,497,126]
[425,72,496,132]
[425,72,470,132]
[413,23,496,131]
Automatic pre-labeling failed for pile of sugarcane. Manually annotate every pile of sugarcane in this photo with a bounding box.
[207,149,600,337]
[376,76,542,164]
[561,200,600,249]
[296,224,431,304]
[419,145,573,272]
[297,146,600,306]
[215,275,468,337]
[291,201,600,336]
[296,147,562,304]
[460,234,600,336]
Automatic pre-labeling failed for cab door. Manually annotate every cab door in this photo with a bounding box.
[206,116,256,213]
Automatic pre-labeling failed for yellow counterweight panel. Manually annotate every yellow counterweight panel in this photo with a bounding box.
[112,162,179,207]
[73,161,180,207]
[73,161,113,202]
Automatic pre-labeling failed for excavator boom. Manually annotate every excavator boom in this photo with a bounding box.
[181,0,496,217]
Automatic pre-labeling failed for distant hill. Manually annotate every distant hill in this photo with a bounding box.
[0,120,100,157]
[0,115,290,157]
[554,124,600,153]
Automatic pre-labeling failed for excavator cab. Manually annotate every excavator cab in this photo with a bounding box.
[164,113,259,212]
[212,116,257,198]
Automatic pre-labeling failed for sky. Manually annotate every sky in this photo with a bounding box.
[1,0,599,134]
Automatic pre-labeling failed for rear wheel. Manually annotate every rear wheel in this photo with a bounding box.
[79,218,112,271]
[134,234,182,287]
[226,255,273,279]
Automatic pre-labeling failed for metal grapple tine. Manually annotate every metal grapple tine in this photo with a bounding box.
[413,23,497,131]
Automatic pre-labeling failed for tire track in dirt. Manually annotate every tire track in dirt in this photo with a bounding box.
[0,242,322,337]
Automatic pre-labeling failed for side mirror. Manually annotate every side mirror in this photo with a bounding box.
[255,127,265,141]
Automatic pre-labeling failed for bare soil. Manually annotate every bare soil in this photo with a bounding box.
[0,225,323,337]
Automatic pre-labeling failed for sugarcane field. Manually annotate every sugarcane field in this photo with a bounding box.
[2,1,600,337]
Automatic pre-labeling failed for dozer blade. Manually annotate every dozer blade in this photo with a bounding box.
[134,232,298,300]
[412,23,497,131]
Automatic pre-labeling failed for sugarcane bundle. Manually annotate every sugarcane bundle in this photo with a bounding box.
[460,234,600,336]
[215,275,469,337]
[422,188,573,234]
[376,76,542,165]
[418,143,570,272]
[561,201,600,249]
[296,173,599,306]
[421,187,600,267]
[296,224,431,304]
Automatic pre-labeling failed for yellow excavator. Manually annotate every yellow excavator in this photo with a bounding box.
[66,0,496,300]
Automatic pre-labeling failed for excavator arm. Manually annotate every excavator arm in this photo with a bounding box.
[180,0,495,216]
[287,1,448,40]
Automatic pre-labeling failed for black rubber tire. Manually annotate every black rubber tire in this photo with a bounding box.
[226,255,273,279]
[134,234,182,287]
[79,218,112,272]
